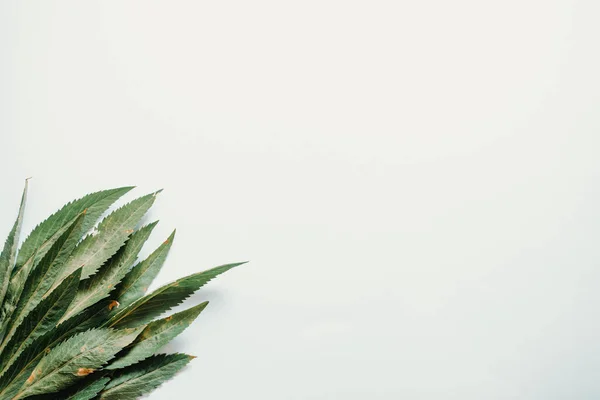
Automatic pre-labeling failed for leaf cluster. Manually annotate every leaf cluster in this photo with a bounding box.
[0,182,244,399]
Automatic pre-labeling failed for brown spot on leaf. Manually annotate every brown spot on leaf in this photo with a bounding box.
[163,239,170,244]
[165,316,173,322]
[125,229,134,234]
[108,300,120,311]
[76,368,94,376]
[27,368,42,384]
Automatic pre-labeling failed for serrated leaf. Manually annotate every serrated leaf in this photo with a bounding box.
[108,262,245,329]
[65,376,111,400]
[14,187,133,275]
[27,376,111,400]
[0,268,81,376]
[60,222,159,323]
[0,302,111,399]
[99,353,193,400]
[113,230,176,311]
[0,180,29,311]
[57,191,160,283]
[6,212,84,311]
[0,185,245,398]
[108,301,208,370]
[0,213,85,349]
[12,326,144,399]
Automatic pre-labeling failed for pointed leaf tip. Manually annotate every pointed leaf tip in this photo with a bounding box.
[232,261,249,267]
[109,262,240,328]
[164,230,176,244]
[107,301,210,369]
[99,353,193,399]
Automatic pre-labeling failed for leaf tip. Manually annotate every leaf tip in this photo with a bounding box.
[164,229,176,244]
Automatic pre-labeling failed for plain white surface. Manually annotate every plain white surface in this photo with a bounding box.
[2,1,600,399]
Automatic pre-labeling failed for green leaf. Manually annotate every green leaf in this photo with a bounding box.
[0,213,85,349]
[0,303,110,399]
[113,230,176,311]
[0,185,244,398]
[13,326,144,399]
[27,376,112,400]
[108,301,208,369]
[60,222,159,323]
[108,262,246,329]
[64,376,111,400]
[6,212,84,313]
[0,180,29,311]
[0,268,81,376]
[57,191,160,283]
[99,353,194,400]
[14,186,133,277]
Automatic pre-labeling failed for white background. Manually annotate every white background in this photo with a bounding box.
[2,1,600,399]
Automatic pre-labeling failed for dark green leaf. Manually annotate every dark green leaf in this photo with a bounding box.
[113,230,175,311]
[14,187,133,275]
[13,327,143,399]
[0,180,29,311]
[0,214,84,348]
[100,353,193,400]
[65,376,111,400]
[0,267,80,375]
[14,187,133,281]
[60,222,159,323]
[108,301,208,369]
[108,262,245,329]
[0,303,110,399]
[58,192,159,282]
